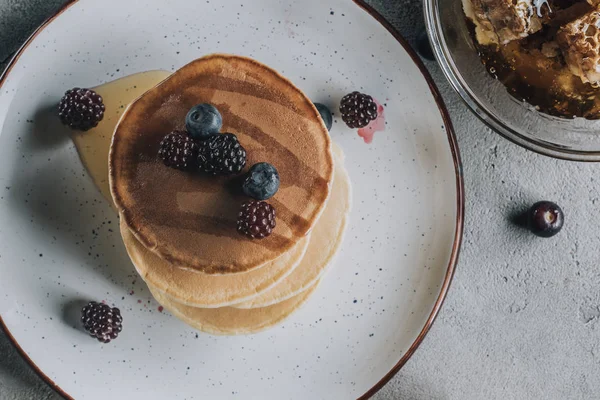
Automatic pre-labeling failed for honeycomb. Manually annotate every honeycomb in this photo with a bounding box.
[557,9,600,85]
[467,0,543,44]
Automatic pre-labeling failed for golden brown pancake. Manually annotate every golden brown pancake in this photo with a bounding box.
[120,214,310,308]
[148,281,319,335]
[118,145,348,309]
[233,145,351,309]
[110,54,333,274]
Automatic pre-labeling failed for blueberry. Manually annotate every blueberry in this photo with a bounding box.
[185,104,222,140]
[313,103,333,131]
[527,201,564,237]
[242,163,280,200]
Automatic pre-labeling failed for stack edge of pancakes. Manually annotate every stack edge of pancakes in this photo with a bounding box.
[74,54,351,335]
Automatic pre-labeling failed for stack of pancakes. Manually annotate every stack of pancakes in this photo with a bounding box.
[102,55,351,335]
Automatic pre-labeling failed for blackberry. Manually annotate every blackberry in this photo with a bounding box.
[81,301,123,343]
[158,131,198,170]
[197,133,247,175]
[58,88,105,131]
[339,91,378,128]
[237,200,276,239]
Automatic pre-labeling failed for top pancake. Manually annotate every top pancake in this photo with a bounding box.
[109,54,333,274]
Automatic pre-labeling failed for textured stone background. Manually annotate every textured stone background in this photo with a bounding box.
[1,0,599,399]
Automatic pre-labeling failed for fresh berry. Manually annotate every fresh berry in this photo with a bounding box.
[158,131,199,170]
[237,200,276,239]
[339,91,378,128]
[58,88,105,131]
[417,30,435,61]
[527,201,564,237]
[185,103,222,140]
[81,301,123,343]
[242,163,280,200]
[197,133,247,175]
[313,102,333,131]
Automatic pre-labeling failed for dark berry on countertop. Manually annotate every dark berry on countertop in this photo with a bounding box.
[339,91,377,128]
[527,201,564,238]
[242,163,280,200]
[185,103,222,140]
[158,131,199,170]
[81,301,122,343]
[197,133,247,175]
[416,30,435,61]
[58,88,105,131]
[313,102,333,131]
[237,200,276,239]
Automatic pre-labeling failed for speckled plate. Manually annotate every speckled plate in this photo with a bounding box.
[0,0,463,399]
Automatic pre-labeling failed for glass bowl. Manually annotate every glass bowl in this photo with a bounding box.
[424,0,600,161]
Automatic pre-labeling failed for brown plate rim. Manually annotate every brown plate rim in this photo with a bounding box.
[0,1,465,399]
[352,2,464,398]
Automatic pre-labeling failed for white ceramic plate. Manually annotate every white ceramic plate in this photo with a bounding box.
[0,1,463,399]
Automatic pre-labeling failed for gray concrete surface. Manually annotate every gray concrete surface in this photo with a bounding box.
[1,0,600,399]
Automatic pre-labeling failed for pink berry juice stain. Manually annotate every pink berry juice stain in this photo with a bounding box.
[357,98,385,144]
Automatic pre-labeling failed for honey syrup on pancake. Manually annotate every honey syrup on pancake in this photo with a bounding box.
[468,0,600,119]
[71,70,172,205]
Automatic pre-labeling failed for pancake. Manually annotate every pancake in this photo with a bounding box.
[120,215,310,308]
[233,145,351,309]
[119,146,348,309]
[148,281,319,335]
[110,54,334,274]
